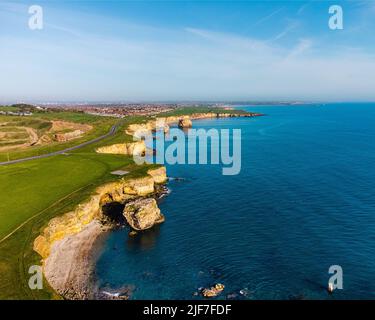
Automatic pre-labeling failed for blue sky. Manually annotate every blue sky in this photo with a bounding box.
[1,0,375,102]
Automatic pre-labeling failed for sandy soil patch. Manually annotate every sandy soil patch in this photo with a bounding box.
[25,127,38,145]
[50,121,92,133]
[47,121,93,143]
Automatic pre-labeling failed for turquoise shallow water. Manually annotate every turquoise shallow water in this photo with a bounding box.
[95,103,375,299]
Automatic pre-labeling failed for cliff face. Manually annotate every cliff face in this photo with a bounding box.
[123,176,155,196]
[155,118,170,133]
[125,112,261,137]
[147,167,167,184]
[95,141,146,156]
[33,170,166,260]
[178,117,193,128]
[126,122,155,137]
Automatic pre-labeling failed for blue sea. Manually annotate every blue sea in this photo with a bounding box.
[95,103,375,299]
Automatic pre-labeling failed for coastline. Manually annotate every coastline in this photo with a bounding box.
[34,111,261,300]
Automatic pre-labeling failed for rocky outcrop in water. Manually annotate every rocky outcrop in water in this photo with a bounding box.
[95,141,146,156]
[178,116,193,128]
[201,283,225,298]
[123,198,165,231]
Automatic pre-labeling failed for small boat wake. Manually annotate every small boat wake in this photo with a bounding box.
[97,285,135,300]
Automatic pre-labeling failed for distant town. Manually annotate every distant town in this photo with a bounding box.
[0,101,311,118]
[0,102,236,118]
[46,103,180,117]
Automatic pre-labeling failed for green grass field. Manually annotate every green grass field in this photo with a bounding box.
[157,106,251,117]
[0,106,21,112]
[0,110,157,299]
[0,153,156,299]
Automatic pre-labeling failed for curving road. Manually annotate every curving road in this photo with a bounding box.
[0,121,122,166]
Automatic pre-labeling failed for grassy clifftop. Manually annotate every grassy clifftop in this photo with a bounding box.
[0,111,158,299]
[157,106,251,117]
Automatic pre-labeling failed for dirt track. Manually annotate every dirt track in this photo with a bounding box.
[25,127,38,145]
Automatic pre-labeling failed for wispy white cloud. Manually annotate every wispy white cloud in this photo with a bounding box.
[271,19,300,41]
[253,7,284,27]
[1,5,375,102]
[290,39,312,56]
[297,1,311,15]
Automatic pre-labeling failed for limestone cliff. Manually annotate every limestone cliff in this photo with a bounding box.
[125,111,261,136]
[155,118,170,133]
[178,116,193,128]
[33,171,163,260]
[147,167,167,184]
[95,141,146,156]
[126,122,155,137]
[123,175,155,196]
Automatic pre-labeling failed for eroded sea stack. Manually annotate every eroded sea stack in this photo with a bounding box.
[123,198,165,231]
